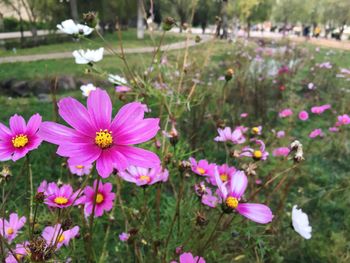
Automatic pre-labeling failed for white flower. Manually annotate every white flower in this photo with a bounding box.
[72,48,104,64]
[80,83,96,97]
[292,205,312,239]
[57,19,93,36]
[108,74,128,85]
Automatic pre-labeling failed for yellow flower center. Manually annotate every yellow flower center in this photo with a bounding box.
[96,193,104,204]
[7,227,14,235]
[16,254,23,260]
[220,174,228,182]
[76,165,84,169]
[225,196,239,209]
[95,129,113,149]
[140,175,151,183]
[12,134,29,148]
[253,150,262,159]
[196,167,205,175]
[54,196,69,205]
[58,234,65,243]
[252,127,259,134]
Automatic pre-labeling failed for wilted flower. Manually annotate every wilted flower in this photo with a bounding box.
[225,68,234,81]
[289,140,304,162]
[240,140,269,161]
[292,205,312,239]
[118,165,168,186]
[42,224,79,250]
[214,127,245,144]
[80,83,96,97]
[57,19,93,36]
[72,48,104,64]
[214,169,273,223]
[38,89,160,178]
[279,108,293,118]
[0,213,26,243]
[298,111,309,121]
[162,16,176,31]
[0,114,42,162]
[76,180,115,217]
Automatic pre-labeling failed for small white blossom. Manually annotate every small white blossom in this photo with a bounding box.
[80,83,96,97]
[292,205,312,239]
[57,19,93,36]
[108,74,128,85]
[72,48,104,64]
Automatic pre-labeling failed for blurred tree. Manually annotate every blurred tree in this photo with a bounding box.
[193,0,221,34]
[69,0,79,21]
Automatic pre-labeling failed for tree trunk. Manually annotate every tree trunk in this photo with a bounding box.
[70,0,79,21]
[137,0,144,39]
[221,0,228,39]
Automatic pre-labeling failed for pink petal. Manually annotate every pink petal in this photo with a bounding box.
[9,114,26,134]
[58,97,95,136]
[230,171,248,199]
[237,203,273,224]
[115,145,160,168]
[110,102,145,132]
[213,166,228,199]
[12,148,29,161]
[114,118,160,145]
[63,144,101,164]
[96,151,115,178]
[26,114,42,136]
[0,123,12,139]
[38,122,82,145]
[87,89,112,129]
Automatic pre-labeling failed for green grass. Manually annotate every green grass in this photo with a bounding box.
[0,29,184,57]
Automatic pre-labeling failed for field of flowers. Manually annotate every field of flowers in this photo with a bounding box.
[0,19,350,263]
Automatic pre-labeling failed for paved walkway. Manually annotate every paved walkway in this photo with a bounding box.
[0,36,211,64]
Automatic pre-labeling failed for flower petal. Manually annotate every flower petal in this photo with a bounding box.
[26,114,42,136]
[38,122,83,145]
[110,102,145,132]
[230,170,248,199]
[9,114,26,134]
[58,97,95,136]
[114,145,160,168]
[0,123,12,140]
[237,203,273,224]
[87,89,112,129]
[213,166,228,199]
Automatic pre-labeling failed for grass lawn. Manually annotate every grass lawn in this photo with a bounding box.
[0,29,184,57]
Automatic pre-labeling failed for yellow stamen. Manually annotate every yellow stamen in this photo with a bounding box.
[252,127,260,134]
[54,196,69,205]
[140,175,151,183]
[15,254,23,260]
[12,134,28,148]
[253,150,263,159]
[226,196,239,209]
[220,174,228,182]
[196,167,205,175]
[76,165,84,169]
[96,193,104,204]
[95,129,113,149]
[58,234,65,243]
[6,227,14,235]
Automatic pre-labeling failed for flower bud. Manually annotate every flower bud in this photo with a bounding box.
[83,12,98,28]
[162,17,176,31]
[225,68,234,81]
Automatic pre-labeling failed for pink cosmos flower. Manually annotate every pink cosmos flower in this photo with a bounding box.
[68,161,93,176]
[298,111,309,121]
[278,65,290,75]
[329,127,339,132]
[207,164,236,186]
[115,86,131,93]
[173,252,206,263]
[194,182,219,208]
[38,89,160,178]
[0,114,42,162]
[42,224,79,250]
[214,127,246,144]
[311,104,331,115]
[336,114,350,126]
[276,130,285,138]
[251,126,262,135]
[119,232,130,242]
[272,147,290,157]
[309,129,324,138]
[118,165,168,186]
[76,180,115,217]
[214,168,273,224]
[0,213,26,243]
[5,242,29,263]
[319,62,332,69]
[308,83,316,90]
[235,125,249,134]
[240,140,269,161]
[43,182,80,208]
[240,113,248,118]
[279,108,293,118]
[189,158,215,176]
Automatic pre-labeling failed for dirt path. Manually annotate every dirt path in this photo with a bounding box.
[0,36,210,64]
